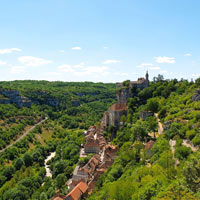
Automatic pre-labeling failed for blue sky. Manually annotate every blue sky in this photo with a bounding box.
[0,0,200,82]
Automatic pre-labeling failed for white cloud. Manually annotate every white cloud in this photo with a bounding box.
[148,66,160,70]
[10,66,26,74]
[59,50,65,53]
[104,46,109,49]
[114,72,128,76]
[192,74,200,77]
[155,56,175,64]
[83,66,108,74]
[45,72,61,76]
[184,53,192,57]
[137,63,153,68]
[0,60,7,65]
[103,59,120,64]
[72,47,81,50]
[58,64,74,73]
[57,63,109,76]
[18,56,52,67]
[0,48,22,54]
[159,70,173,75]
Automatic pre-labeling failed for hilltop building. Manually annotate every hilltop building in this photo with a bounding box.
[101,103,128,130]
[101,72,149,131]
[116,71,149,89]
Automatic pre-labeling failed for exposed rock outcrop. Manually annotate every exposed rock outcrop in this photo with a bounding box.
[140,111,154,121]
[0,90,32,108]
[192,89,200,101]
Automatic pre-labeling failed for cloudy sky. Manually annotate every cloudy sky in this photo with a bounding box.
[0,0,200,82]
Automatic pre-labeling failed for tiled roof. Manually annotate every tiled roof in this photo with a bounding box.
[65,182,88,200]
[145,140,155,150]
[109,103,128,111]
[130,78,146,85]
[52,195,66,200]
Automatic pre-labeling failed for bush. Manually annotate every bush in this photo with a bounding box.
[192,135,200,146]
[175,146,192,160]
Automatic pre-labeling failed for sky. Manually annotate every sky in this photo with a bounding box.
[0,0,200,83]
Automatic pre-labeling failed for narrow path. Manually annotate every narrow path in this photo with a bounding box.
[182,139,199,152]
[0,117,48,153]
[169,139,176,155]
[44,152,56,177]
[154,113,163,134]
[169,139,179,168]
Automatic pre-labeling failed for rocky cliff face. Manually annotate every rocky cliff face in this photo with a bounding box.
[116,87,132,104]
[192,89,200,101]
[0,90,32,108]
[26,91,59,107]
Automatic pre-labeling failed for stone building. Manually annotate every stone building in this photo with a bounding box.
[116,71,149,90]
[101,103,128,130]
[116,71,149,104]
[69,166,89,190]
[84,137,100,154]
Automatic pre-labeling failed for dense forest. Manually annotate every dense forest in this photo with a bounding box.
[89,76,200,200]
[0,81,115,200]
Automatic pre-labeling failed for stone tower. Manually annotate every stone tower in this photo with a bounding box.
[145,71,149,87]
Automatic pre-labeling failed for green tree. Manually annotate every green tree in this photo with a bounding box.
[14,157,24,170]
[183,156,200,193]
[3,166,15,180]
[53,160,68,178]
[146,116,158,137]
[56,173,66,189]
[23,152,33,167]
[175,146,192,160]
[40,192,48,200]
[131,121,148,142]
[146,98,159,113]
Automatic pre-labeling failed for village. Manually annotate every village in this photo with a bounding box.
[51,73,151,200]
[50,72,200,200]
[52,125,118,200]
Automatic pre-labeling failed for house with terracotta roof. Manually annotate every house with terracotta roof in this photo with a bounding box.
[52,195,66,200]
[84,138,100,154]
[69,166,89,190]
[65,182,88,200]
[145,140,155,156]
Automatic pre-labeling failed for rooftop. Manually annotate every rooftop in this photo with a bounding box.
[109,103,128,111]
[145,140,155,150]
[65,182,88,200]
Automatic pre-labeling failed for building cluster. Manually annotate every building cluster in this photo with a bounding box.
[101,72,149,131]
[52,126,118,200]
[52,73,150,200]
[116,71,149,90]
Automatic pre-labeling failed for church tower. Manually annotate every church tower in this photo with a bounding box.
[145,71,149,87]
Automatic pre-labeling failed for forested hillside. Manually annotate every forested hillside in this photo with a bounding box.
[1,78,200,200]
[89,77,200,200]
[0,81,115,200]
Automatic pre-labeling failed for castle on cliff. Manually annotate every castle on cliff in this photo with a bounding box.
[101,72,149,131]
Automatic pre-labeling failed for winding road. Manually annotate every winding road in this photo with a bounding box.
[0,117,48,154]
